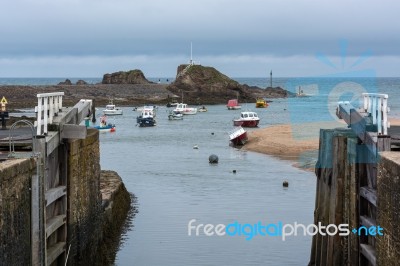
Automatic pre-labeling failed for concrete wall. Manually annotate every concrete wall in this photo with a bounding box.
[67,128,103,265]
[377,151,400,265]
[0,158,36,266]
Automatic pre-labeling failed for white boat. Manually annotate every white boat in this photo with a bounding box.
[137,107,156,127]
[173,103,197,115]
[233,111,260,127]
[103,101,123,115]
[135,105,157,116]
[198,106,208,112]
[168,110,183,120]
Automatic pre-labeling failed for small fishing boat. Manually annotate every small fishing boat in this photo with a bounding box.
[103,101,123,115]
[168,110,183,120]
[227,99,242,110]
[233,111,260,127]
[137,107,156,127]
[166,102,178,108]
[229,126,248,146]
[93,115,116,132]
[255,98,268,108]
[174,103,197,115]
[198,106,208,112]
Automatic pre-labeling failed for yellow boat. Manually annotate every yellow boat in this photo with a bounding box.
[255,98,268,108]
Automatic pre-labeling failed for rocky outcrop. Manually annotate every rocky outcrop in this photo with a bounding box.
[76,79,88,85]
[166,64,293,104]
[102,69,152,84]
[58,79,72,85]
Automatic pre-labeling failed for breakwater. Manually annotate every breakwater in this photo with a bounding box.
[0,93,132,265]
[309,94,400,265]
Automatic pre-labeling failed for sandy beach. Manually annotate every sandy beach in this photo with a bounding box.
[245,117,400,170]
[243,121,345,170]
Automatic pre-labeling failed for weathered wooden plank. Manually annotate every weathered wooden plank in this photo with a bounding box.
[61,124,87,139]
[346,138,360,266]
[360,186,377,207]
[337,103,352,123]
[45,131,60,156]
[326,135,346,265]
[378,135,391,152]
[46,214,66,238]
[349,109,367,141]
[45,186,66,207]
[46,242,66,266]
[360,215,376,228]
[360,244,376,266]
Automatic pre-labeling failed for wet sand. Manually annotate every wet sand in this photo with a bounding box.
[245,117,400,170]
[243,121,345,170]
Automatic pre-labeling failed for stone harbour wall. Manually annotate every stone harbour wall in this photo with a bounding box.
[67,128,103,265]
[0,158,36,266]
[377,151,400,265]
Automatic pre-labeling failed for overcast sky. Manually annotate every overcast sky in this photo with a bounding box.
[1,0,399,77]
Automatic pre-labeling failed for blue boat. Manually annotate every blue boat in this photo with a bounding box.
[94,116,116,132]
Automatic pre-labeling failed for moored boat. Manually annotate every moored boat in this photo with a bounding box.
[166,102,178,108]
[233,111,260,127]
[255,98,268,108]
[229,126,248,146]
[137,107,156,127]
[174,103,197,115]
[227,99,241,110]
[103,101,123,115]
[198,106,208,112]
[93,115,116,132]
[168,110,183,120]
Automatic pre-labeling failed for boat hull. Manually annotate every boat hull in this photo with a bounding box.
[93,125,116,132]
[168,114,183,120]
[137,117,156,127]
[229,127,248,146]
[227,106,242,110]
[181,109,197,115]
[103,110,123,115]
[233,119,259,127]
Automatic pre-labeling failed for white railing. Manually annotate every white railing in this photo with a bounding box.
[362,93,389,135]
[35,92,64,135]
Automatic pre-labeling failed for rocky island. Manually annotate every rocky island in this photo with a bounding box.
[167,64,293,104]
[0,65,293,110]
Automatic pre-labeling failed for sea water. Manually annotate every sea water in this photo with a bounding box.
[3,77,400,265]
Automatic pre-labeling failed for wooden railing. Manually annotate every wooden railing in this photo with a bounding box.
[35,92,64,135]
[362,93,389,135]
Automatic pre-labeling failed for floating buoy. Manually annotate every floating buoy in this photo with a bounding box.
[211,132,214,135]
[283,180,289,187]
[209,154,219,164]
[232,170,237,174]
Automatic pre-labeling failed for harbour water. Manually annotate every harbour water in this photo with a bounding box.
[3,77,400,265]
[99,105,316,266]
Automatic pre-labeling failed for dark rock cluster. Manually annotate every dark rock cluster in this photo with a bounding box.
[102,69,152,84]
